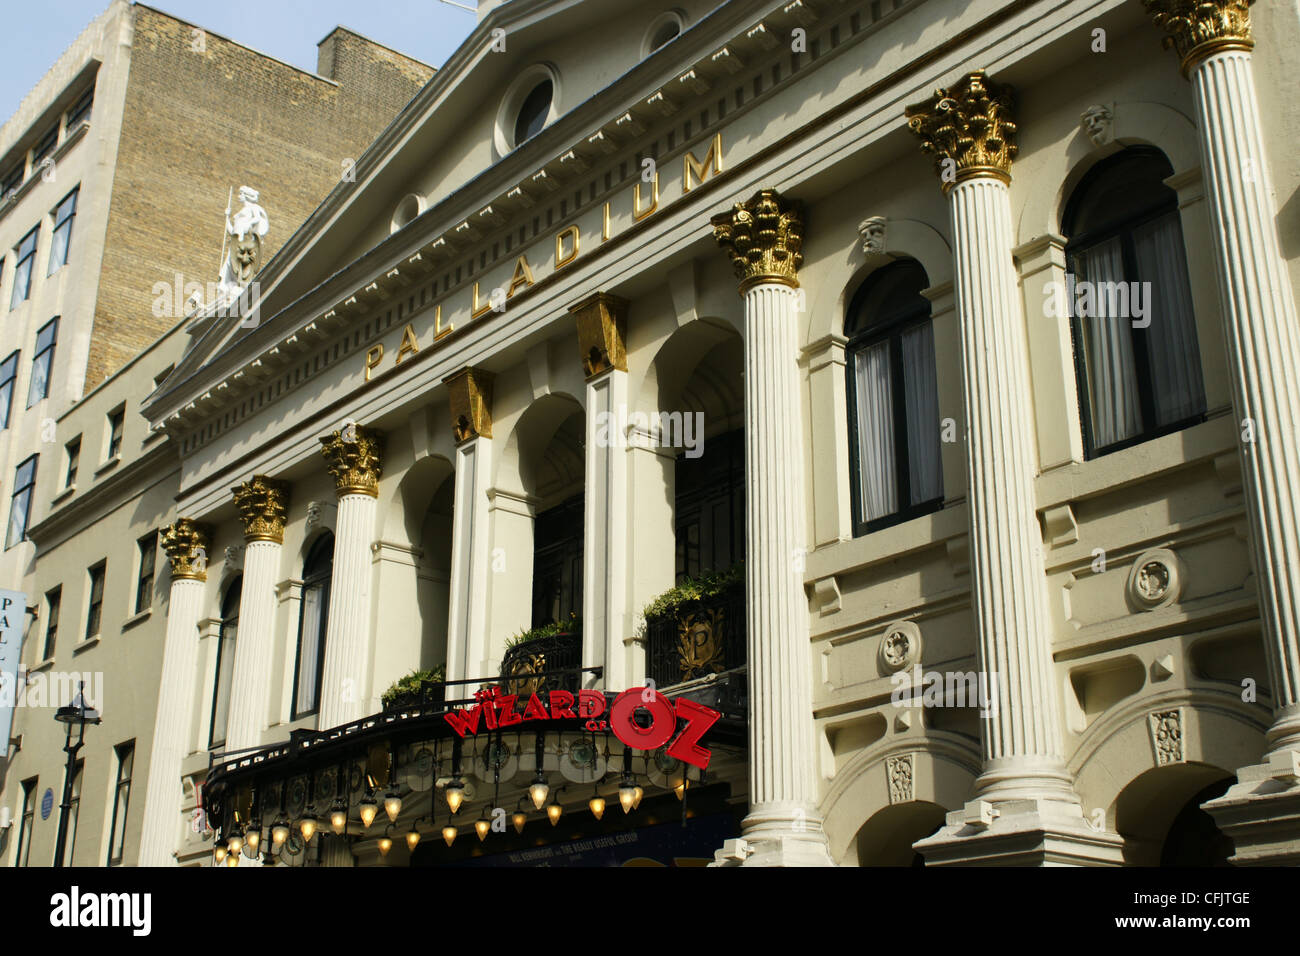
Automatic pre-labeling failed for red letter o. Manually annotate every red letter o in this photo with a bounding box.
[609,688,675,752]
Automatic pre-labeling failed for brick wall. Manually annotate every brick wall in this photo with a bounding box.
[86,7,433,389]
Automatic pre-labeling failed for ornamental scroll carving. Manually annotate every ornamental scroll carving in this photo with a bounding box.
[161,518,211,581]
[905,70,1019,185]
[710,189,804,292]
[320,425,384,497]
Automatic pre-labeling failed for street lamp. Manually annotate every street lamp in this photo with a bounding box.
[52,681,100,868]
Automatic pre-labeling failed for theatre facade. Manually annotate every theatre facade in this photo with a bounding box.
[128,0,1300,866]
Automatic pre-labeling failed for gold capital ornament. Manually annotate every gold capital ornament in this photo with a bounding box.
[444,368,494,444]
[905,70,1018,188]
[710,188,804,294]
[1143,0,1253,76]
[231,475,290,543]
[320,425,384,497]
[161,518,212,581]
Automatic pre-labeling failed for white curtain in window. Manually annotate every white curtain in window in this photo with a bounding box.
[853,340,897,522]
[212,625,236,745]
[295,582,326,714]
[1132,212,1205,427]
[901,322,943,506]
[1073,237,1142,448]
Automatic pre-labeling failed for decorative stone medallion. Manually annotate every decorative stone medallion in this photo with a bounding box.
[1148,709,1184,766]
[1127,548,1185,611]
[878,620,922,673]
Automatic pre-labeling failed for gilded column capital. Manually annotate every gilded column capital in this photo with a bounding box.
[231,475,290,543]
[905,70,1018,188]
[569,292,629,378]
[1143,0,1253,76]
[161,518,212,581]
[443,368,494,444]
[320,425,384,497]
[710,188,804,294]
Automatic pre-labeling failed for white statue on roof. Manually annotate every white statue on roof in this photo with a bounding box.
[216,185,269,302]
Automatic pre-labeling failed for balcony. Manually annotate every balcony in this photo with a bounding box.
[644,574,745,691]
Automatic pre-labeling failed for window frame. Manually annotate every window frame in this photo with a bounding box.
[209,577,241,750]
[106,404,125,461]
[84,561,105,641]
[844,260,945,537]
[107,741,134,866]
[47,187,78,275]
[290,534,334,720]
[6,454,37,549]
[0,351,18,430]
[63,435,80,488]
[41,585,60,661]
[26,316,58,407]
[17,778,37,867]
[1063,148,1207,460]
[134,532,157,614]
[66,86,94,129]
[10,225,39,309]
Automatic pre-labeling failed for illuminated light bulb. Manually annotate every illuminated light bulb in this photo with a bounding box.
[359,796,378,829]
[300,815,318,843]
[618,781,637,814]
[377,836,393,856]
[674,779,690,801]
[474,817,491,842]
[546,802,563,826]
[330,805,348,835]
[227,830,243,856]
[445,779,465,814]
[214,845,227,864]
[225,851,240,867]
[406,828,422,852]
[271,822,290,848]
[589,795,606,820]
[245,828,261,854]
[511,810,527,834]
[384,791,403,823]
[442,824,458,847]
[528,774,549,811]
[633,786,644,810]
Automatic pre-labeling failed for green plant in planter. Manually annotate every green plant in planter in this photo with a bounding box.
[381,664,446,708]
[641,562,744,623]
[503,612,581,652]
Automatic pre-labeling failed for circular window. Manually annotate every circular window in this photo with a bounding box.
[494,63,562,157]
[642,11,686,57]
[514,80,553,147]
[390,193,425,234]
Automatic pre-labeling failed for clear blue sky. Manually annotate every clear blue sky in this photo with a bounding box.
[1,0,478,122]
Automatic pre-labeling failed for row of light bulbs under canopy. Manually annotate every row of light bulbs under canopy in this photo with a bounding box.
[215,771,692,865]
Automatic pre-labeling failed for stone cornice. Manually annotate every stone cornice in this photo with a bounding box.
[1142,0,1254,77]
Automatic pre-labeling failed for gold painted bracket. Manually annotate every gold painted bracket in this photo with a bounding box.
[570,291,629,379]
[444,367,495,444]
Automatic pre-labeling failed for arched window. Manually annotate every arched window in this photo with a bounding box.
[292,533,333,719]
[513,80,553,147]
[1063,147,1206,456]
[209,576,241,750]
[846,258,943,535]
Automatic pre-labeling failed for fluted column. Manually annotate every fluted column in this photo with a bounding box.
[906,73,1121,864]
[224,477,288,750]
[317,426,383,728]
[710,190,831,866]
[1144,0,1300,863]
[137,519,211,866]
[572,292,631,687]
[445,369,494,683]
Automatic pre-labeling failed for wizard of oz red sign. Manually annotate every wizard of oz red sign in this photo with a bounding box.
[443,686,722,770]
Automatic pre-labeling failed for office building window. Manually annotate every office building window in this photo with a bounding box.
[67,86,93,128]
[0,352,18,429]
[59,759,83,866]
[107,741,134,865]
[27,316,57,407]
[32,124,58,168]
[846,258,944,535]
[1064,147,1207,457]
[210,576,241,750]
[41,586,60,661]
[64,436,79,488]
[292,532,333,718]
[17,778,36,866]
[6,455,37,548]
[85,562,105,640]
[0,164,21,199]
[135,532,156,614]
[47,188,77,274]
[106,405,124,460]
[10,226,38,308]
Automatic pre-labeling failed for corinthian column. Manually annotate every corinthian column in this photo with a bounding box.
[572,292,631,687]
[137,519,211,866]
[445,368,494,683]
[906,73,1121,865]
[224,476,288,750]
[1143,0,1300,863]
[317,426,383,728]
[710,190,831,866]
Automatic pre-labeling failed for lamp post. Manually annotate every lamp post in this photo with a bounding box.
[53,681,100,868]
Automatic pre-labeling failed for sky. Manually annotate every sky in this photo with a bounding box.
[0,0,479,122]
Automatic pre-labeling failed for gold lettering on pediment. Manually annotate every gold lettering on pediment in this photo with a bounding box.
[434,303,453,341]
[472,282,493,319]
[684,133,723,193]
[556,225,580,269]
[507,254,536,297]
[364,344,384,381]
[395,323,420,364]
[634,175,659,222]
